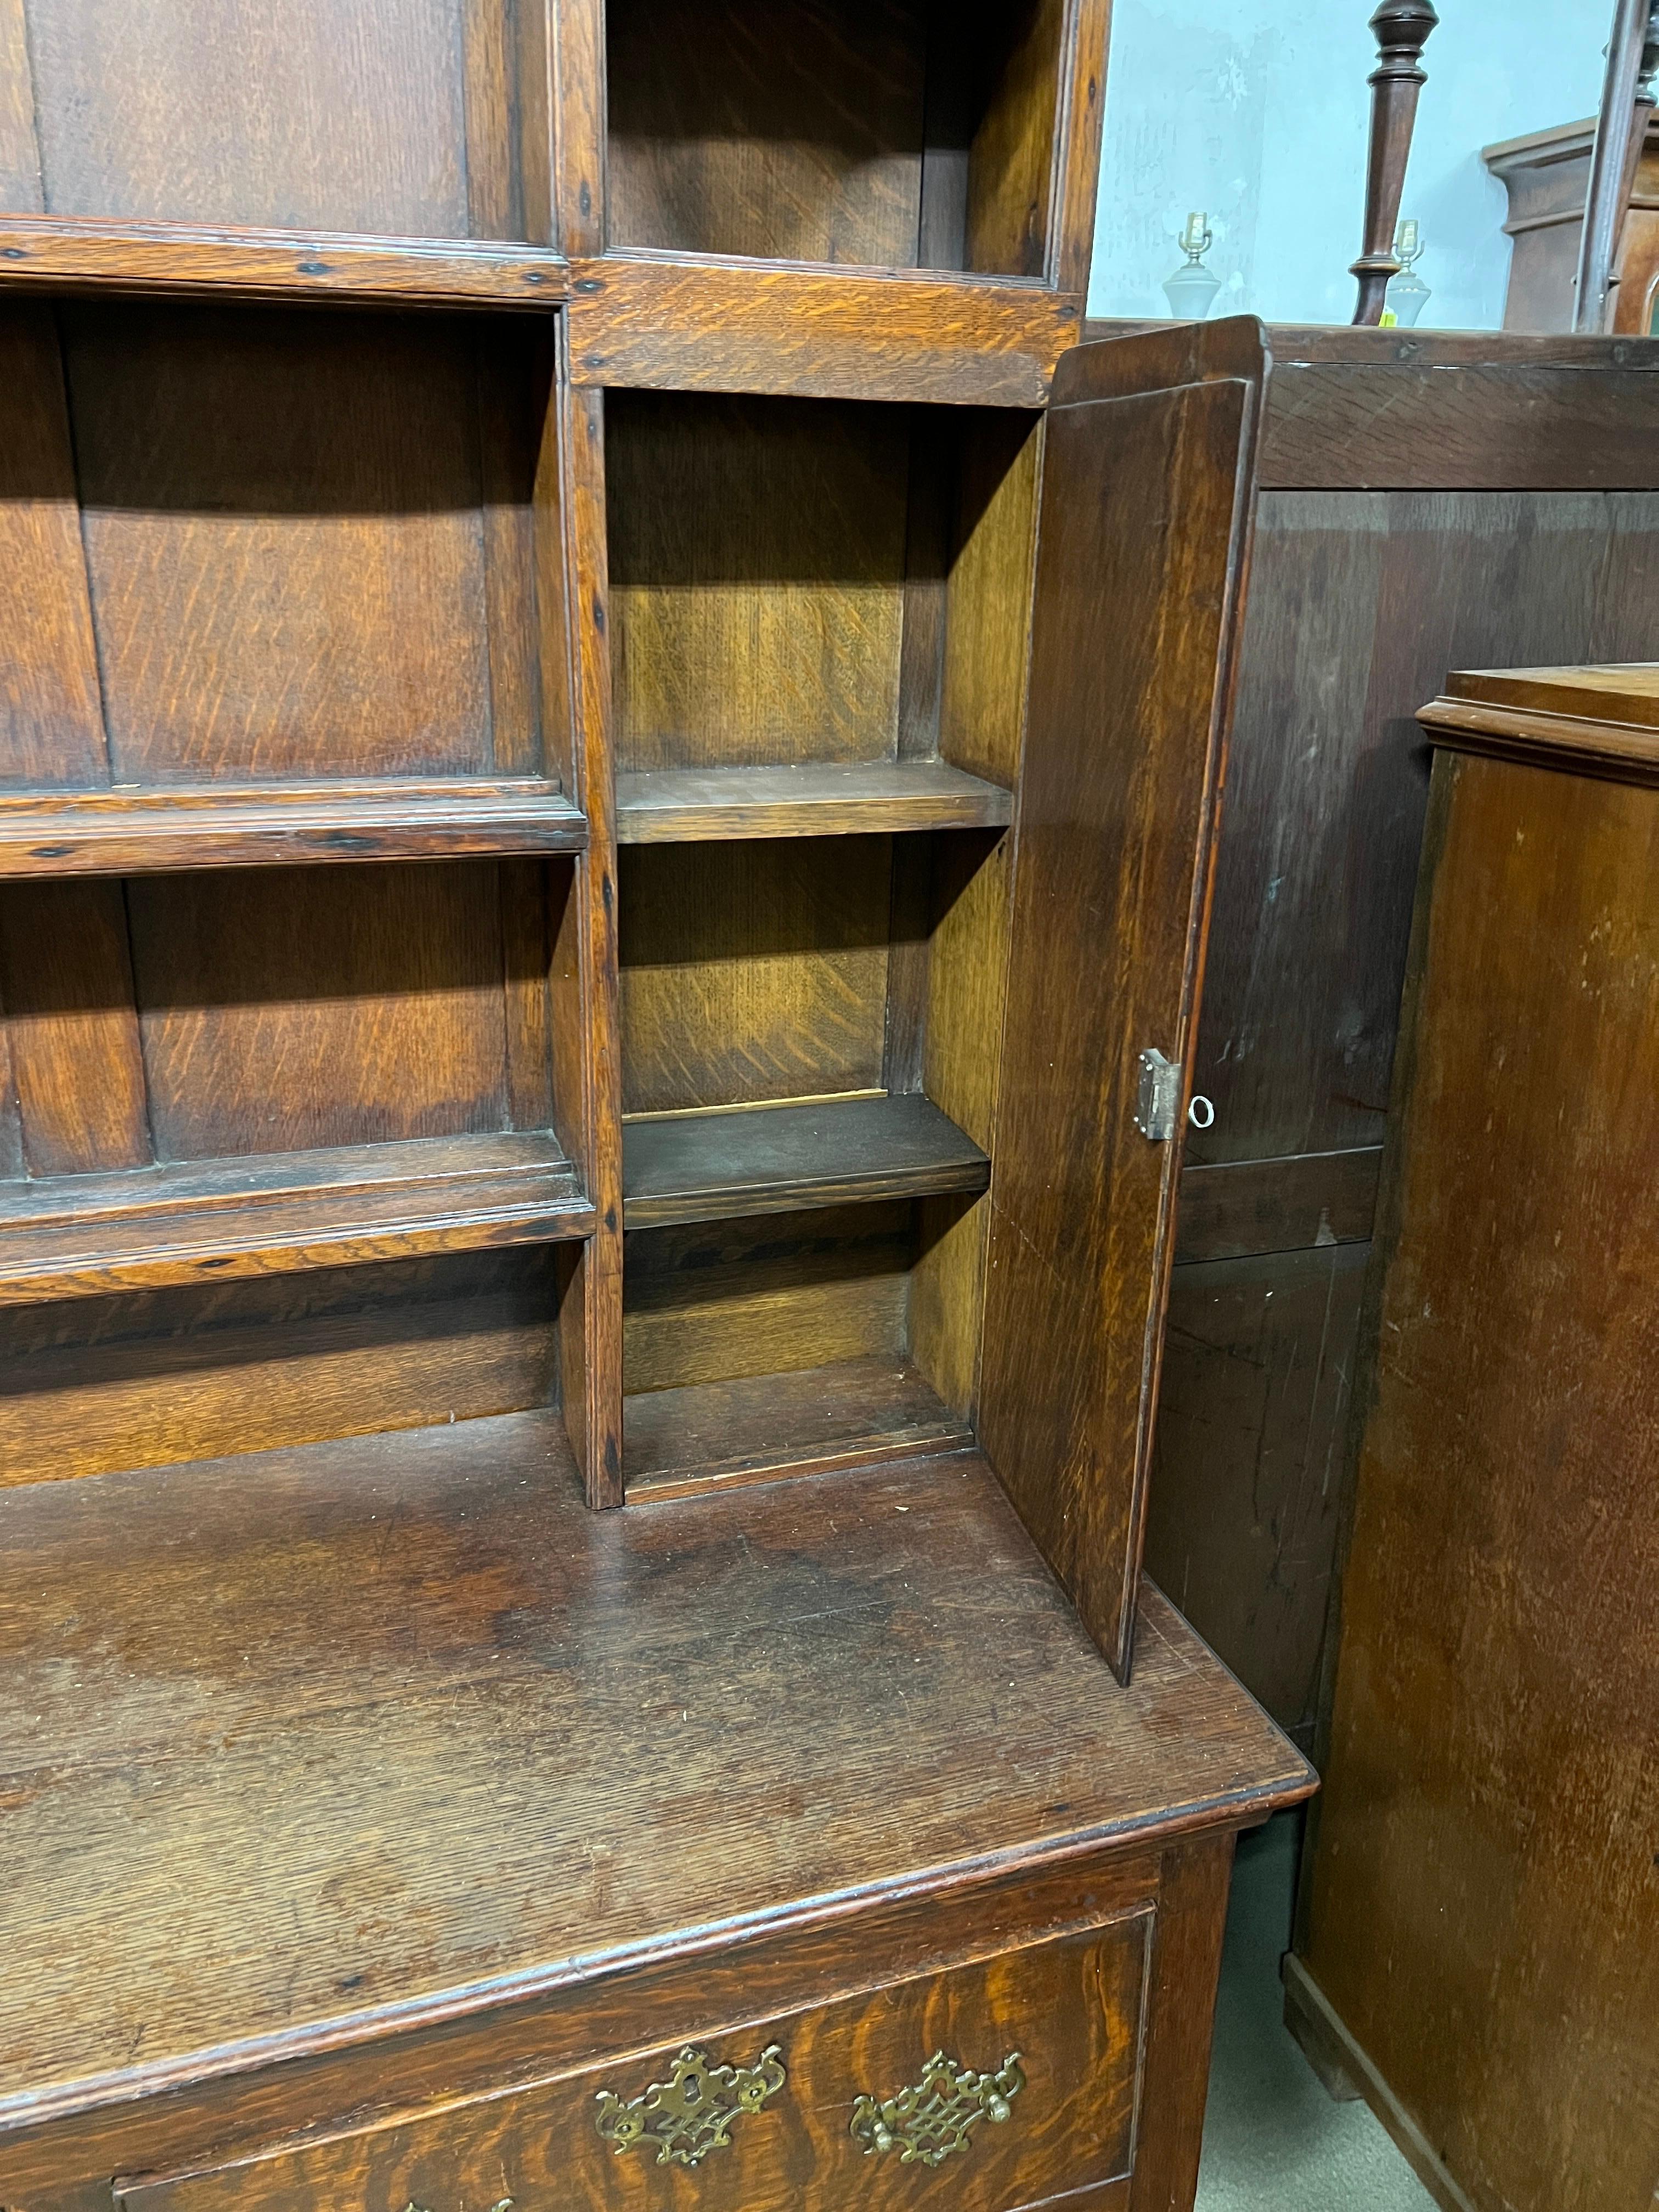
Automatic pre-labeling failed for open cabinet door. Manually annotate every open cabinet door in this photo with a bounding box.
[979,318,1268,1683]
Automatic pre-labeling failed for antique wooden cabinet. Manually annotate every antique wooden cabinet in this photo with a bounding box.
[0,10,1315,2212]
[1077,318,1659,1749]
[1286,664,1659,2212]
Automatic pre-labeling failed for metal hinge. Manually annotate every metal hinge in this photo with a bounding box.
[1135,1049,1181,1141]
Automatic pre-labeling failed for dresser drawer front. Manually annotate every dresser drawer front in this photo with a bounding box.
[118,1914,1151,2212]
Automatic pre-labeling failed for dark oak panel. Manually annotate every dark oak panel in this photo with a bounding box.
[1301,736,1659,2212]
[1173,1149,1379,1266]
[980,324,1264,1681]
[623,1092,988,1229]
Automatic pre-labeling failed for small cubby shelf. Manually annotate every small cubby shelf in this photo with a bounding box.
[623,1093,989,1230]
[615,761,1011,844]
[604,0,1075,282]
[0,1131,594,1304]
[0,780,587,878]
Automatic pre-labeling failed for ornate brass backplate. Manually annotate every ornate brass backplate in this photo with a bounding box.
[594,2043,788,2167]
[850,2049,1025,2167]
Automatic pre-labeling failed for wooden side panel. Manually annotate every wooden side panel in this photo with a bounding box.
[938,411,1042,787]
[980,345,1263,1681]
[963,0,1063,280]
[61,303,541,787]
[1302,751,1659,2212]
[605,0,927,266]
[0,0,42,210]
[21,0,500,237]
[623,1202,913,1395]
[1144,1242,1368,1739]
[619,839,893,1114]
[0,1250,560,1485]
[126,864,516,1161]
[607,391,910,772]
[0,881,150,1175]
[0,302,109,789]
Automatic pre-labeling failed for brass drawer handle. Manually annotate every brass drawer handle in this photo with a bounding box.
[594,2042,787,2167]
[851,2048,1025,2166]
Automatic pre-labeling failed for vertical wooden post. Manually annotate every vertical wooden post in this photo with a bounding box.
[1350,1,1438,327]
[1575,0,1659,332]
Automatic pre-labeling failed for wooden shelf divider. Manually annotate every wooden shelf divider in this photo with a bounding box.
[0,1132,595,1303]
[568,252,1080,406]
[0,214,568,307]
[622,1093,990,1231]
[615,760,1014,844]
[0,780,588,878]
[624,1355,974,1499]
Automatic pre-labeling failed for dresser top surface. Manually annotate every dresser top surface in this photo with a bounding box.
[0,1413,1310,2127]
[1444,662,1659,729]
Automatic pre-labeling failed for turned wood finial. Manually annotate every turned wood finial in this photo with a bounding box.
[1350,0,1439,326]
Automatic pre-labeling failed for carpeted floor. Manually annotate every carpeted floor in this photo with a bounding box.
[1197,1812,1434,2211]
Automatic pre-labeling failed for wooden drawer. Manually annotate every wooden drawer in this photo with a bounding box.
[117,1912,1150,2212]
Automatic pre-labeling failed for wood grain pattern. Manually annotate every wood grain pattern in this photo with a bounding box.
[0,0,42,211]
[1299,735,1659,2212]
[616,760,1012,840]
[0,301,109,789]
[122,1915,1148,2212]
[0,1131,591,1306]
[0,1431,1311,2147]
[0,779,586,876]
[1173,1149,1380,1265]
[623,1200,913,1395]
[124,864,523,1161]
[0,879,150,1176]
[63,302,538,786]
[938,412,1043,788]
[1049,0,1109,295]
[606,0,928,267]
[980,326,1265,1681]
[962,0,1062,279]
[1127,1836,1234,2212]
[1144,1241,1369,1737]
[0,1248,561,1488]
[1421,677,1659,783]
[568,253,1081,408]
[21,0,492,237]
[624,1353,972,1495]
[0,215,567,303]
[619,839,894,1114]
[607,390,910,772]
[623,1092,987,1229]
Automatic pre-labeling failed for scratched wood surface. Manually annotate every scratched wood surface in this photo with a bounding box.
[1299,717,1659,2212]
[0,1431,1311,2123]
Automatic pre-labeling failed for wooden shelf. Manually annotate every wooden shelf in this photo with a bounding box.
[568,252,1080,406]
[0,215,568,308]
[625,1356,975,1498]
[615,760,1014,843]
[622,1093,990,1230]
[0,780,588,877]
[0,1132,594,1303]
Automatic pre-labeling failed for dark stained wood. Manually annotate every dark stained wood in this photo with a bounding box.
[1127,1835,1234,2212]
[1422,659,1659,786]
[1049,0,1109,294]
[0,878,150,1177]
[0,1249,562,1488]
[120,1913,1150,2212]
[623,1092,988,1230]
[624,1355,973,1496]
[0,1437,1311,2159]
[616,759,1012,841]
[1173,1149,1380,1265]
[0,1131,591,1306]
[0,214,567,304]
[0,777,586,876]
[59,300,555,789]
[14,0,545,241]
[567,255,1081,408]
[1297,696,1659,2212]
[1145,1241,1369,1740]
[619,839,894,1114]
[980,321,1266,1681]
